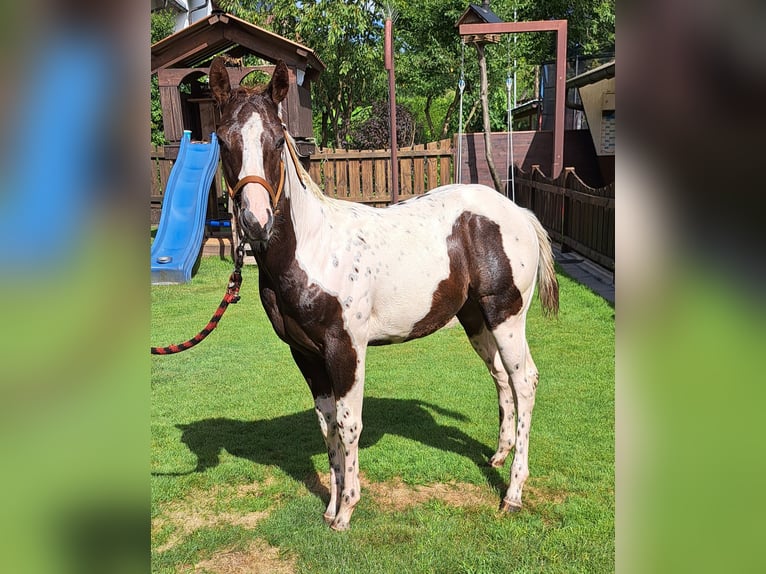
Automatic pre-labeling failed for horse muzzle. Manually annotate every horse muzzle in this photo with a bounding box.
[239,208,273,247]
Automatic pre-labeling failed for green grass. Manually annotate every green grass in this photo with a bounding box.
[152,256,614,573]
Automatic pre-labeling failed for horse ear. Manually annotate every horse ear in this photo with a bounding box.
[209,57,231,107]
[267,60,290,104]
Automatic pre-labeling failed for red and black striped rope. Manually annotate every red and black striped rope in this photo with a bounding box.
[151,242,246,355]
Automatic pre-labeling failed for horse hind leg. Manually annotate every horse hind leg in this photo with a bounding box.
[462,322,517,468]
[491,318,539,513]
[314,394,342,524]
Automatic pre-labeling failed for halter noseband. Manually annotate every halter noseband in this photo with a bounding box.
[226,124,305,212]
[228,168,285,210]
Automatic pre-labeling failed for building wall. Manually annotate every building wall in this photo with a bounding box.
[579,77,616,157]
[457,130,606,189]
[152,0,214,33]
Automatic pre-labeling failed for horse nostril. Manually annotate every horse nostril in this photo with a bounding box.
[239,209,272,243]
[241,209,260,230]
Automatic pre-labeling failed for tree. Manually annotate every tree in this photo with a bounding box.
[218,0,387,148]
[195,0,615,148]
[392,0,468,141]
[475,40,504,192]
[150,9,176,145]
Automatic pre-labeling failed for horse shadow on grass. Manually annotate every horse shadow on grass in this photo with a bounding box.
[159,397,507,504]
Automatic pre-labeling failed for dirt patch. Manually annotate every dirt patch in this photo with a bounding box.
[153,479,275,553]
[305,472,572,515]
[192,539,295,574]
[364,475,497,511]
[307,472,498,512]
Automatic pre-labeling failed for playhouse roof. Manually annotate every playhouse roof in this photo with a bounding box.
[151,11,325,82]
[455,3,504,27]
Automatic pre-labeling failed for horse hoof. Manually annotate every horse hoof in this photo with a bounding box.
[330,518,350,532]
[487,456,507,468]
[323,513,336,525]
[499,498,522,513]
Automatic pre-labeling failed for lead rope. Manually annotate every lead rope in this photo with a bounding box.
[151,240,246,355]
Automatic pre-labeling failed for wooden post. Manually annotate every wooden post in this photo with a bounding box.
[385,18,399,204]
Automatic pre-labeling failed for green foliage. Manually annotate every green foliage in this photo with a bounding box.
[218,0,387,148]
[150,75,165,147]
[150,9,176,145]
[151,8,176,44]
[152,256,614,572]
[393,0,615,135]
[161,0,614,145]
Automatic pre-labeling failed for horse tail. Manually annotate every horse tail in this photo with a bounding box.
[527,211,559,318]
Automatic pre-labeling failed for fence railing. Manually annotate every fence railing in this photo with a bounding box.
[309,139,453,206]
[150,144,175,198]
[151,141,613,270]
[151,140,454,210]
[513,165,615,270]
[151,143,229,226]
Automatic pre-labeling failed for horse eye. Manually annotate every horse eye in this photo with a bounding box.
[276,137,285,149]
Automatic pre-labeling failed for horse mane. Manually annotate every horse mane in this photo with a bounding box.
[284,130,334,204]
[232,85,264,97]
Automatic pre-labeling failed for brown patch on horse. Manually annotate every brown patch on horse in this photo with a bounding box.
[410,212,523,339]
[209,57,232,106]
[256,197,358,398]
[210,58,284,198]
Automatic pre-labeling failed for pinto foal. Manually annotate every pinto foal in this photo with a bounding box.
[209,57,559,530]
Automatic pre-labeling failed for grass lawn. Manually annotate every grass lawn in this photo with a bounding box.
[151,256,614,573]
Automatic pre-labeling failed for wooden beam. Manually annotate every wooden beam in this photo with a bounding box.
[459,20,567,177]
[459,20,567,35]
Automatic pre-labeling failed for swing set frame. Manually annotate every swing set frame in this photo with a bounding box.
[458,19,568,179]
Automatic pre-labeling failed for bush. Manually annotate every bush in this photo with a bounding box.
[347,101,416,150]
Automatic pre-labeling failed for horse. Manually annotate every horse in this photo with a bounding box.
[208,57,559,531]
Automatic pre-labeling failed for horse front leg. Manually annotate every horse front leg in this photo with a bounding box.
[325,342,367,531]
[290,349,341,524]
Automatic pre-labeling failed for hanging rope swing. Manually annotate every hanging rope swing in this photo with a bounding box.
[456,35,518,201]
[456,39,466,185]
[505,35,516,202]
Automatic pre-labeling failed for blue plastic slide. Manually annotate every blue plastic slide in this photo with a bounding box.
[151,131,220,284]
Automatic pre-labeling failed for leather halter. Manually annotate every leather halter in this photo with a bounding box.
[228,163,285,210]
[226,124,305,211]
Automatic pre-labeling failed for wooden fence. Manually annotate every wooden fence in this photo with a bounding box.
[151,140,453,219]
[150,144,175,224]
[151,143,228,226]
[512,165,615,270]
[309,139,453,206]
[151,138,614,270]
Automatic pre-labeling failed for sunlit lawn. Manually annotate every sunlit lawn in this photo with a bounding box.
[151,256,614,573]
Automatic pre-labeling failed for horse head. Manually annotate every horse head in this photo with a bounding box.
[209,57,290,247]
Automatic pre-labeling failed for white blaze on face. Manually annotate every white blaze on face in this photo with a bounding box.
[238,113,273,227]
